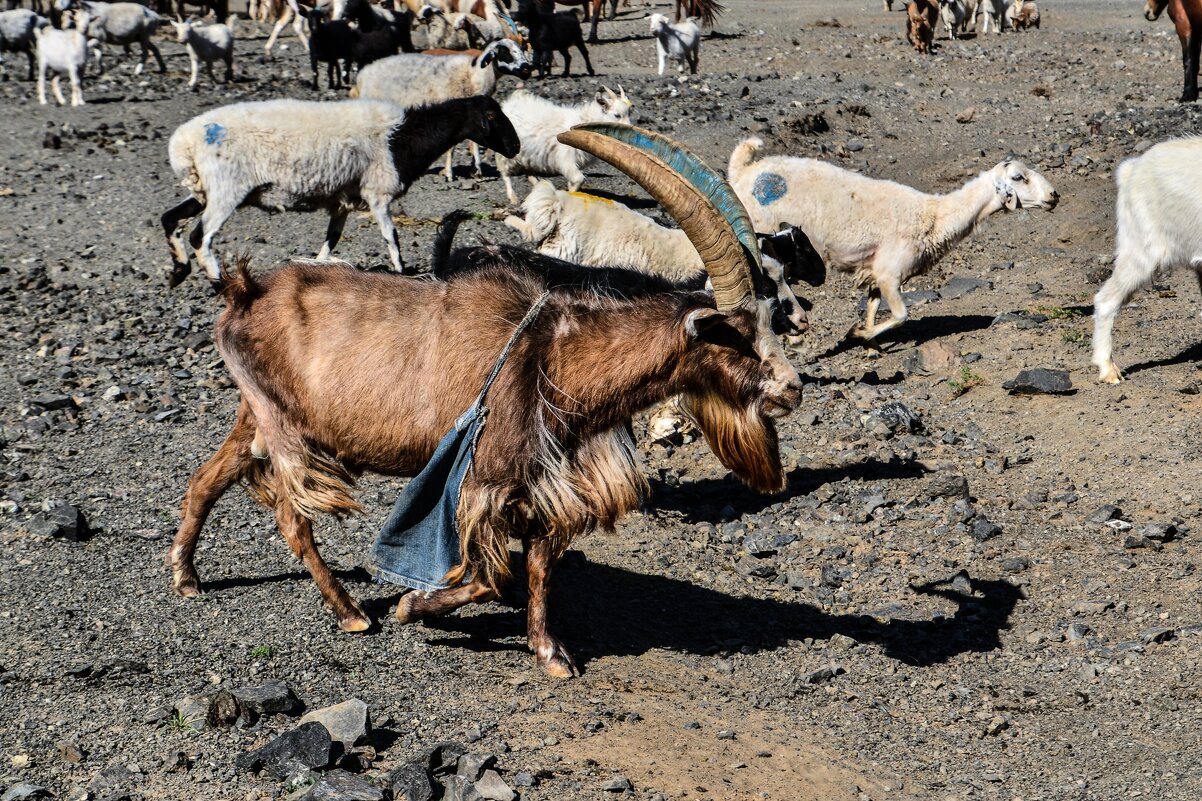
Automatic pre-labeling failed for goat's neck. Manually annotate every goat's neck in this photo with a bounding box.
[541,300,690,435]
[389,109,477,187]
[929,171,1004,249]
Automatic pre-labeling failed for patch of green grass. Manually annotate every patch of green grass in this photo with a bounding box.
[1061,328,1086,346]
[167,710,199,735]
[1034,305,1083,320]
[248,644,273,659]
[948,366,985,398]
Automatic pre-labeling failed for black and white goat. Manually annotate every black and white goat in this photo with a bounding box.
[161,95,521,287]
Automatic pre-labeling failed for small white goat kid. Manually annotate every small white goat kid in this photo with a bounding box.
[728,137,1059,341]
[35,11,94,106]
[170,16,235,89]
[1092,139,1202,384]
[496,85,631,204]
[649,12,698,75]
[939,0,966,39]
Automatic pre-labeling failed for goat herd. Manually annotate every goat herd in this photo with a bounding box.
[3,0,1200,680]
[893,0,1041,54]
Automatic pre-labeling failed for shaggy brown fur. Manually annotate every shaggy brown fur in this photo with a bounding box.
[168,254,799,677]
[906,0,937,53]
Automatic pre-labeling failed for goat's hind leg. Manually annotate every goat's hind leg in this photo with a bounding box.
[168,399,257,597]
[1091,248,1158,383]
[162,196,203,287]
[576,39,594,75]
[366,193,405,272]
[316,207,349,261]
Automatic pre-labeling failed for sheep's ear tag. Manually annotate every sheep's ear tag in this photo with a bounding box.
[996,179,1017,210]
[568,122,763,273]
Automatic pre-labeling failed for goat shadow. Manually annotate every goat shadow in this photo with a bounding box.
[814,313,994,360]
[422,554,1022,671]
[1125,341,1202,378]
[650,458,929,522]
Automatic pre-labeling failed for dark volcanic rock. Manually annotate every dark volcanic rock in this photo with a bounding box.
[235,722,333,779]
[388,762,436,801]
[927,474,970,500]
[1003,368,1073,395]
[1,785,51,801]
[27,502,89,541]
[232,680,302,721]
[940,276,992,299]
[293,770,383,801]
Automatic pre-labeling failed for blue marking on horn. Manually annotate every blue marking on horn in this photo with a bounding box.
[570,123,762,269]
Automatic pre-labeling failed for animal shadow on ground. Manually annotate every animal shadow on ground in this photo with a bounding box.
[815,313,995,360]
[423,556,1022,671]
[651,458,930,522]
[1124,342,1202,377]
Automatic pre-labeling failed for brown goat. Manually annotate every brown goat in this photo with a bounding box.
[168,124,802,678]
[1146,0,1201,102]
[906,0,936,53]
[1011,0,1039,30]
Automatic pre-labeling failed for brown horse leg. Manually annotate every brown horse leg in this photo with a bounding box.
[274,496,371,632]
[524,537,576,678]
[587,0,601,42]
[167,399,256,597]
[394,580,498,623]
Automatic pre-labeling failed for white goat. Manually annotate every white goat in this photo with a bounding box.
[961,0,978,32]
[938,0,965,39]
[496,86,631,204]
[170,16,234,88]
[351,39,530,179]
[728,137,1059,341]
[76,0,165,74]
[35,10,93,105]
[505,180,810,334]
[160,95,518,285]
[649,12,698,75]
[978,0,1006,33]
[0,8,49,80]
[1092,139,1202,384]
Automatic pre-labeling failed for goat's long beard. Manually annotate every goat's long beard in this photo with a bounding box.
[681,392,785,493]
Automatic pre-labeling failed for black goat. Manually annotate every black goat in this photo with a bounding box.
[349,9,413,68]
[308,7,356,89]
[515,0,593,78]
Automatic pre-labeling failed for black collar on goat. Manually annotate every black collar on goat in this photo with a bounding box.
[168,124,801,678]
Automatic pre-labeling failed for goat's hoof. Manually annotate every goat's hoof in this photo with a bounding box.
[533,638,579,678]
[167,262,192,289]
[338,612,371,633]
[394,592,423,625]
[1096,364,1123,384]
[173,574,202,598]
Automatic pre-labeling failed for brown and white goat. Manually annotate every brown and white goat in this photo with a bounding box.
[168,124,802,678]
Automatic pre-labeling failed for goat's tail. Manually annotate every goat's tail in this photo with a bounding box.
[220,254,260,311]
[727,136,763,182]
[693,0,724,27]
[432,209,472,274]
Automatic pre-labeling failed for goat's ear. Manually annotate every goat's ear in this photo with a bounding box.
[685,307,725,338]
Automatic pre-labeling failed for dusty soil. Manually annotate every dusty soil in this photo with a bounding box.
[3,0,1202,799]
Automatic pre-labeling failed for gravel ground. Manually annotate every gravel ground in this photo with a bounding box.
[3,1,1202,800]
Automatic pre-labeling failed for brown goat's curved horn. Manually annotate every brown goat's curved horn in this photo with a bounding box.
[557,124,757,312]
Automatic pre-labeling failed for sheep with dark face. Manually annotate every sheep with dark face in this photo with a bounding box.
[161,95,521,287]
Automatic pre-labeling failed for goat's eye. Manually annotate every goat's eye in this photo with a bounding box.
[1013,174,1026,182]
[487,111,497,121]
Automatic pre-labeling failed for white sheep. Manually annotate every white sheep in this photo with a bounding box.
[34,10,93,105]
[0,8,49,80]
[496,85,631,204]
[1092,139,1202,384]
[160,95,519,286]
[75,0,165,74]
[504,179,810,334]
[421,9,471,49]
[938,0,965,39]
[728,137,1059,341]
[648,12,698,75]
[978,0,1006,33]
[351,39,530,179]
[170,16,234,89]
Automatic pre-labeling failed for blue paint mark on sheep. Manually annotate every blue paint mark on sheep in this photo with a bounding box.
[204,123,226,146]
[752,172,788,206]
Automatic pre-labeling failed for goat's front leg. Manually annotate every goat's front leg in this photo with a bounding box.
[395,580,497,623]
[316,206,349,260]
[276,495,370,632]
[366,193,405,272]
[525,536,577,678]
[51,74,66,105]
[189,52,200,89]
[37,61,47,104]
